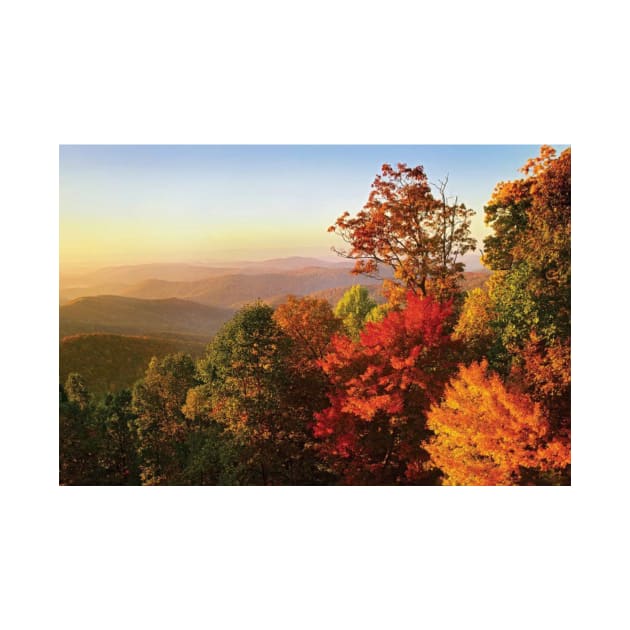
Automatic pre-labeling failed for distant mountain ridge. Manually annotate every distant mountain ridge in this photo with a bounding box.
[59,258,357,304]
[118,267,365,307]
[60,256,484,305]
[60,257,352,286]
[59,257,490,342]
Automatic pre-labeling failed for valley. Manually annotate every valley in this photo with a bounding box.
[59,255,490,394]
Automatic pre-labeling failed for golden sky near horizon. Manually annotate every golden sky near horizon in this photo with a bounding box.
[59,145,567,272]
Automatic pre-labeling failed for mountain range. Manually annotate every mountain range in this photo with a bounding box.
[59,256,490,393]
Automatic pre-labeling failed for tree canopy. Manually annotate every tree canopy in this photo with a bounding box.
[333,285,377,339]
[315,292,459,484]
[425,360,570,485]
[60,146,570,486]
[329,163,476,300]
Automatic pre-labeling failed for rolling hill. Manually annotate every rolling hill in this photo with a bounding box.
[58,266,494,395]
[60,333,207,395]
[60,295,234,339]
[59,259,356,304]
[119,267,365,307]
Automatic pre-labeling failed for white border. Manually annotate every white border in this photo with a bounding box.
[3,1,625,629]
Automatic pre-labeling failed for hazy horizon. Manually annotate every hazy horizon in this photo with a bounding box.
[59,247,348,275]
[60,145,568,273]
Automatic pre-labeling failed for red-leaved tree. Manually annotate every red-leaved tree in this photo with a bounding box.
[314,292,459,484]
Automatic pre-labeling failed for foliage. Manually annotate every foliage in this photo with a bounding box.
[198,302,328,484]
[274,295,342,367]
[425,360,571,485]
[60,376,102,485]
[177,404,242,486]
[65,372,90,410]
[60,375,140,485]
[315,293,458,484]
[333,285,377,339]
[518,334,571,431]
[477,145,571,454]
[59,148,569,486]
[92,390,140,484]
[452,287,496,360]
[132,353,199,485]
[329,163,476,299]
[365,302,392,325]
[482,146,571,347]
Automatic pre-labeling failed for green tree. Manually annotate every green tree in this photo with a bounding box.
[197,302,327,484]
[93,390,140,485]
[181,384,243,485]
[334,285,377,339]
[482,146,571,347]
[59,374,102,485]
[132,353,199,485]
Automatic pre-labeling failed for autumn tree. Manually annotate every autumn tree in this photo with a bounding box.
[132,353,199,485]
[477,145,571,437]
[329,163,476,300]
[333,285,377,339]
[274,295,342,368]
[482,146,571,344]
[425,360,570,485]
[452,287,495,361]
[518,333,571,432]
[197,302,328,484]
[272,295,344,483]
[315,292,459,484]
[272,295,343,424]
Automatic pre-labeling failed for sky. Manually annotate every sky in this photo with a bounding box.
[59,145,569,271]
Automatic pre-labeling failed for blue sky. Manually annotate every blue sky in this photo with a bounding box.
[60,145,569,269]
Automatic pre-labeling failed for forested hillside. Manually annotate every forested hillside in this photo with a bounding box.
[60,147,570,486]
[60,295,234,338]
[60,334,206,394]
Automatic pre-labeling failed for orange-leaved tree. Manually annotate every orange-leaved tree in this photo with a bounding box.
[328,163,476,301]
[518,333,571,432]
[425,360,570,485]
[273,295,342,370]
[314,292,459,484]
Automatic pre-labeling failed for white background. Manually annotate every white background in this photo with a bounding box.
[1,1,628,628]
